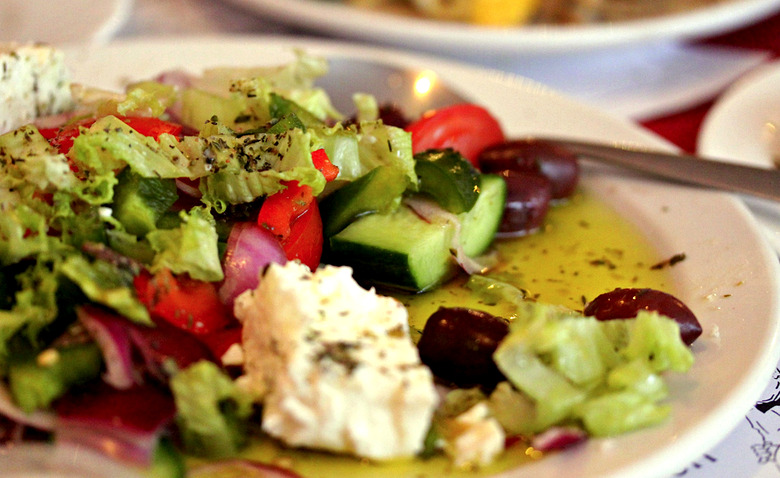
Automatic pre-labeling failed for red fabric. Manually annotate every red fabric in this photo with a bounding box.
[640,9,780,152]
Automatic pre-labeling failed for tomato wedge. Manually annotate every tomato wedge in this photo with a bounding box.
[283,200,323,270]
[405,104,505,168]
[134,269,233,335]
[40,116,183,155]
[257,181,315,241]
[256,148,337,270]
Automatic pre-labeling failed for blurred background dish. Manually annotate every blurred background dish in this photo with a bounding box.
[698,59,780,253]
[0,0,132,45]
[224,0,780,56]
[219,0,779,120]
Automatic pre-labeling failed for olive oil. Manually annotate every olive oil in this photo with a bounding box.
[195,192,675,477]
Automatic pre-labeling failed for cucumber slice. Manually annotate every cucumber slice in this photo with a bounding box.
[112,168,178,237]
[327,205,457,293]
[319,165,408,237]
[180,89,245,130]
[458,173,507,257]
[414,149,480,214]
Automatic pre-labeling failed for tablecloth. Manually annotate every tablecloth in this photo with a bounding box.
[642,10,780,153]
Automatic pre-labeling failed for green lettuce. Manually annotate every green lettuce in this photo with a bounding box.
[493,300,694,436]
[59,255,151,325]
[170,360,253,458]
[147,207,223,282]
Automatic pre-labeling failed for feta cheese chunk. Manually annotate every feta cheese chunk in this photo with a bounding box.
[235,261,439,460]
[442,402,505,469]
[0,43,73,134]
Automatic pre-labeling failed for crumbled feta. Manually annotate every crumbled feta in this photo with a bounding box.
[0,43,73,134]
[441,402,505,469]
[234,261,439,460]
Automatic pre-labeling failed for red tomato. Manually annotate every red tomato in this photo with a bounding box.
[284,200,323,270]
[257,181,315,241]
[312,148,339,181]
[120,116,183,139]
[41,116,182,155]
[257,180,324,270]
[134,269,233,335]
[405,104,505,167]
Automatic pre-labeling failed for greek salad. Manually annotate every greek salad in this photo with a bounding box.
[0,48,702,477]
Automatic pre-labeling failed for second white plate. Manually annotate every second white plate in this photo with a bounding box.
[698,60,780,253]
[224,0,780,56]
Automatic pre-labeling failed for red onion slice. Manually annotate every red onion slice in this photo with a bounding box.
[128,319,216,383]
[54,383,175,465]
[530,426,587,452]
[77,306,140,390]
[0,383,55,431]
[189,459,305,478]
[404,197,497,274]
[218,221,287,309]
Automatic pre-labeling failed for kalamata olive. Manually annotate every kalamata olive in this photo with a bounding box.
[497,170,552,237]
[583,288,702,346]
[345,104,409,129]
[478,138,580,199]
[417,307,509,388]
[378,104,410,128]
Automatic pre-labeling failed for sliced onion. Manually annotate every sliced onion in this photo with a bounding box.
[0,383,55,431]
[404,197,497,274]
[54,383,175,465]
[0,442,145,478]
[153,69,194,124]
[189,459,305,478]
[128,319,216,383]
[175,177,202,199]
[218,221,287,309]
[530,426,587,452]
[77,306,140,390]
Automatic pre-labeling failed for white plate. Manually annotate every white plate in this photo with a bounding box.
[698,60,780,254]
[11,36,779,478]
[0,0,131,45]
[223,0,780,56]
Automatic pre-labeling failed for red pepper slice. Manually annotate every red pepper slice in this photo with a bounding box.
[40,116,183,155]
[134,269,233,335]
[257,181,315,242]
[283,200,323,271]
[312,148,339,182]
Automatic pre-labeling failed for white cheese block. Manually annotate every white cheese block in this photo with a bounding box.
[442,402,505,468]
[235,261,439,460]
[0,43,73,134]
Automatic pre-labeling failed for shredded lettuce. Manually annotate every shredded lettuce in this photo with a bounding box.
[492,301,694,436]
[170,360,253,458]
[72,116,192,180]
[147,207,223,282]
[59,255,151,325]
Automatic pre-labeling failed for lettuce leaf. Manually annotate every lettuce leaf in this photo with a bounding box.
[59,254,151,325]
[170,360,253,458]
[147,207,223,282]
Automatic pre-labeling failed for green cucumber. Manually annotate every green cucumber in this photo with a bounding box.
[326,205,457,293]
[458,173,507,257]
[180,89,245,130]
[112,168,179,237]
[414,149,480,214]
[8,343,103,413]
[319,165,408,238]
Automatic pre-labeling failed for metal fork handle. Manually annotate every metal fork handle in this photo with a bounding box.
[547,138,780,202]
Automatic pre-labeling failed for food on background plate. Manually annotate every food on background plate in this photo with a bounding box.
[0,43,702,476]
[346,0,733,26]
[0,43,73,135]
